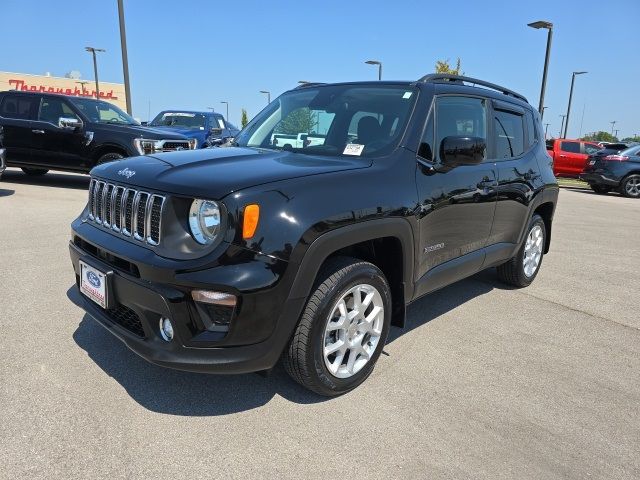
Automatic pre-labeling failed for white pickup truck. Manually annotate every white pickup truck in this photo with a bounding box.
[272,133,325,149]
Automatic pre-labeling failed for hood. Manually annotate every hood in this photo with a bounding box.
[146,125,206,140]
[91,147,370,199]
[94,123,189,140]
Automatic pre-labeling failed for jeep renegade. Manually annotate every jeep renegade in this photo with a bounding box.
[69,75,559,396]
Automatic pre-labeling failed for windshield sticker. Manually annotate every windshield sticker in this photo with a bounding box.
[164,112,194,117]
[343,144,365,156]
[402,91,413,99]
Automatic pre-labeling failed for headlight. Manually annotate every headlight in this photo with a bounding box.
[133,138,162,155]
[189,199,221,245]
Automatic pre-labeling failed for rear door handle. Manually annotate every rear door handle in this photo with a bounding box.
[32,129,45,134]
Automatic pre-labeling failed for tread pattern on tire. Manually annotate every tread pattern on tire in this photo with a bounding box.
[282,256,374,395]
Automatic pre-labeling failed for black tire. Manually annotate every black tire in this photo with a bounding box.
[96,152,124,165]
[590,184,610,194]
[620,174,640,198]
[497,214,546,288]
[282,257,392,396]
[21,167,48,176]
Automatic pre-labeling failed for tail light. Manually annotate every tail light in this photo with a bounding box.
[603,155,629,161]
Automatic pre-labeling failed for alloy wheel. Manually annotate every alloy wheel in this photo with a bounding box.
[523,225,543,277]
[625,176,640,197]
[323,284,384,379]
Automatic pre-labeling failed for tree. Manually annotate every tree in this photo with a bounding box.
[276,107,317,135]
[581,131,618,142]
[621,136,640,143]
[240,108,249,128]
[435,58,463,75]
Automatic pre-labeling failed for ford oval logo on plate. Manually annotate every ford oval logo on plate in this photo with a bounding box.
[86,271,101,288]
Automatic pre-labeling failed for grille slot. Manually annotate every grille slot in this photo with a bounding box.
[107,304,145,337]
[86,179,165,247]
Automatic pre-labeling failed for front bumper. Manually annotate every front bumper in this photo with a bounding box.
[69,229,305,374]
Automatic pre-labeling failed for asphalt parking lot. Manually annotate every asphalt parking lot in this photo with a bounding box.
[1,169,638,480]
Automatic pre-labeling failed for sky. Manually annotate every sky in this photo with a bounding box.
[2,0,639,139]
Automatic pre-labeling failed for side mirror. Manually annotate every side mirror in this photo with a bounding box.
[440,136,485,168]
[59,117,82,130]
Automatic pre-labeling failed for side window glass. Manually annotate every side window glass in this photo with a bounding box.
[418,113,434,161]
[435,96,487,161]
[525,111,537,148]
[494,109,525,159]
[0,95,36,120]
[560,141,580,153]
[38,98,79,124]
[584,144,601,155]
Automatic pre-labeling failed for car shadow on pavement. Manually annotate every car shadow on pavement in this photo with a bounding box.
[1,169,90,190]
[0,188,15,197]
[69,270,501,416]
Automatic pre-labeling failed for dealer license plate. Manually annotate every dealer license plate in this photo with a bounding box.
[79,261,107,309]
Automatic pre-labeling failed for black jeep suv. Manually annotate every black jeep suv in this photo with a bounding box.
[69,75,559,396]
[0,91,195,176]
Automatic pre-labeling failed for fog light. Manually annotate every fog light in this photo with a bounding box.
[159,317,174,342]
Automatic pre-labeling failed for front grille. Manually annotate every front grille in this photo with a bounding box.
[162,141,190,151]
[107,304,145,337]
[88,179,165,246]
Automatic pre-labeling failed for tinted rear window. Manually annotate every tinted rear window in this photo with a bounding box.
[0,95,37,120]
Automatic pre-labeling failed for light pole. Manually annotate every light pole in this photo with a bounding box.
[559,115,566,139]
[75,80,89,94]
[117,0,132,115]
[259,90,271,104]
[614,129,619,139]
[563,71,587,138]
[207,107,215,112]
[544,123,550,138]
[365,60,382,80]
[610,120,617,135]
[220,101,229,121]
[527,20,553,117]
[85,47,105,99]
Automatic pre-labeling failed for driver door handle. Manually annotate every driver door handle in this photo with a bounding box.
[32,129,45,134]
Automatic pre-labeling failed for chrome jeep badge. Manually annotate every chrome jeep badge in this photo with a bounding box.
[117,167,136,179]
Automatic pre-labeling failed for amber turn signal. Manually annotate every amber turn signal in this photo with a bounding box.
[242,204,260,239]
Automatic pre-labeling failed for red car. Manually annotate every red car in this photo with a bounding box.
[546,139,602,177]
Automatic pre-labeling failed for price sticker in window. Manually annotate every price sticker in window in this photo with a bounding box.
[343,144,365,156]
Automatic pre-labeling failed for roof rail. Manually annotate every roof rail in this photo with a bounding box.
[419,74,528,103]
[294,82,327,89]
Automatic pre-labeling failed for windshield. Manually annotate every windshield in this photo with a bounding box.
[150,112,208,130]
[69,97,138,125]
[234,84,418,158]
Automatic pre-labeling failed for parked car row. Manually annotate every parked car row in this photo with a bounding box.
[0,91,240,176]
[545,137,639,198]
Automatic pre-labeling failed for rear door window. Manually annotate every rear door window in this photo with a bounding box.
[0,94,37,120]
[494,109,525,159]
[583,143,602,155]
[560,141,581,153]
